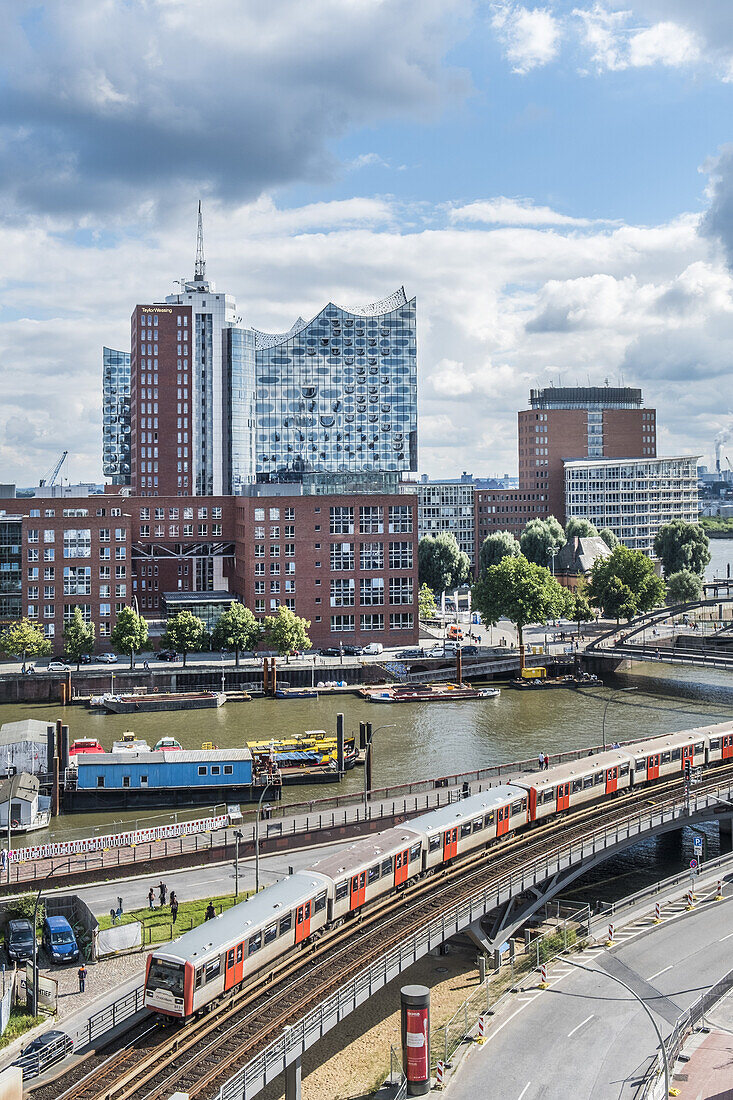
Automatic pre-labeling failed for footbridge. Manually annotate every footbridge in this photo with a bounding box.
[215,767,733,1100]
[585,596,733,671]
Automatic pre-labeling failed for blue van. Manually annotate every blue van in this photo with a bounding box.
[41,916,79,965]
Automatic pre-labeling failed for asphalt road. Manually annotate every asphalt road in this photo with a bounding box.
[446,896,733,1100]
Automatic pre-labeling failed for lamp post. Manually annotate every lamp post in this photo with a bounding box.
[30,869,55,1016]
[562,957,669,1097]
[547,545,560,577]
[601,686,637,750]
[363,725,396,813]
[233,829,243,899]
[254,783,274,894]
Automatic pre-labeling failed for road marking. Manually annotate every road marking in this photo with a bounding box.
[517,1084,532,1100]
[568,1013,595,1038]
[647,964,673,981]
[721,930,733,941]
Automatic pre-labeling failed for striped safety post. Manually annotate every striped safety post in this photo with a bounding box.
[717,880,724,900]
[607,923,615,943]
[436,1060,446,1089]
[539,963,548,986]
[654,901,661,922]
[477,1014,488,1042]
[687,889,695,909]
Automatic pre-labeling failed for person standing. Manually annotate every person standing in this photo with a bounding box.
[148,887,155,910]
[544,753,549,771]
[78,963,87,993]
[204,901,215,921]
[159,882,167,907]
[538,752,544,770]
[171,898,179,925]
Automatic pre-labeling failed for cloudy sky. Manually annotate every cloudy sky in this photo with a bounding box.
[2,0,733,485]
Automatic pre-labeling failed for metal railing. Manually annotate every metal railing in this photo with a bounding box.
[216,778,733,1100]
[595,848,733,928]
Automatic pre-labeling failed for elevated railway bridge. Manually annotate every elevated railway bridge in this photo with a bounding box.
[43,760,733,1100]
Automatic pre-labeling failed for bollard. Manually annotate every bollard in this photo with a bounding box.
[654,901,661,923]
[435,1061,445,1089]
[687,889,695,910]
[477,1015,488,1043]
[607,923,615,944]
[539,963,548,988]
[716,880,724,900]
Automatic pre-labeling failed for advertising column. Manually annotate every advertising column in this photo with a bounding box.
[401,984,430,1096]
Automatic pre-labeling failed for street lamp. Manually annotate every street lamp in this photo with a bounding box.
[601,686,637,750]
[30,869,55,1016]
[562,957,669,1097]
[233,829,243,899]
[363,725,396,813]
[547,545,560,577]
[254,783,274,893]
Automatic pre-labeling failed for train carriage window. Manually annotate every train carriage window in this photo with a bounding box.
[264,925,278,946]
[484,811,495,825]
[542,789,555,803]
[314,892,327,913]
[335,881,349,901]
[572,779,582,793]
[227,949,235,969]
[620,764,629,776]
[472,817,484,832]
[195,966,203,989]
[511,801,523,814]
[583,775,594,789]
[279,914,293,936]
[381,856,393,875]
[409,844,421,862]
[662,752,672,763]
[205,959,221,983]
[594,772,604,785]
[695,743,704,753]
[429,834,442,852]
[460,822,472,837]
[236,944,244,962]
[635,758,646,770]
[248,932,262,956]
[710,738,720,749]
[368,864,381,884]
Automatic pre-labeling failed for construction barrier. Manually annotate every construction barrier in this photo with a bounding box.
[436,1060,445,1088]
[655,902,661,921]
[540,963,548,984]
[478,1014,488,1040]
[8,814,229,864]
[608,923,614,942]
[717,880,724,899]
[687,889,695,908]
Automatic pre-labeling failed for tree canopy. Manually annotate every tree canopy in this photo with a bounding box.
[211,603,261,665]
[261,606,312,656]
[519,517,565,566]
[566,586,595,636]
[666,569,703,604]
[418,583,437,620]
[586,546,665,621]
[653,520,711,579]
[0,618,51,672]
[471,556,569,650]
[599,527,620,550]
[565,517,599,539]
[111,607,149,668]
[62,608,95,670]
[478,530,521,576]
[161,609,207,667]
[418,533,470,594]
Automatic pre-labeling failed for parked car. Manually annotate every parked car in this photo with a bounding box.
[97,653,118,664]
[460,645,479,656]
[41,915,79,964]
[13,1031,74,1078]
[5,918,35,964]
[362,642,384,656]
[319,647,342,657]
[428,643,459,658]
[396,647,425,659]
[47,662,70,672]
[156,649,178,661]
[342,645,364,656]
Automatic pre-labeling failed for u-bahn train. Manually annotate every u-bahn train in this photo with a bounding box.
[143,721,733,1018]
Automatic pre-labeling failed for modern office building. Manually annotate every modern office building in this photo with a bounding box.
[102,347,131,486]
[564,456,699,554]
[0,513,22,625]
[417,480,475,566]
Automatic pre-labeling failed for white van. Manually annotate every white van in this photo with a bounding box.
[362,642,384,656]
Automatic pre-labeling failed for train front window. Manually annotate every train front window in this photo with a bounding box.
[148,959,184,996]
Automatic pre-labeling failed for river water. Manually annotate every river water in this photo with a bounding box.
[1,539,732,903]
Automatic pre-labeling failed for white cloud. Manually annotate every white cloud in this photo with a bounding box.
[348,153,391,171]
[628,22,699,68]
[450,197,598,227]
[573,4,703,74]
[491,3,561,73]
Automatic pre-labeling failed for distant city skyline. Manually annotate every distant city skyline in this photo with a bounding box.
[2,2,733,485]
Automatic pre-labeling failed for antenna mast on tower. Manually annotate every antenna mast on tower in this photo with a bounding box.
[195,200,206,283]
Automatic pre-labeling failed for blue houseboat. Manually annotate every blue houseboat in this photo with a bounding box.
[65,748,276,810]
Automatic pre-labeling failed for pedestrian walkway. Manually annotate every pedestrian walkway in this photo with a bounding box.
[671,988,733,1099]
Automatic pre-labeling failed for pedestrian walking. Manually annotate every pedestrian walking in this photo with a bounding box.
[169,890,177,909]
[544,753,549,771]
[171,899,179,925]
[148,887,154,910]
[159,881,167,907]
[78,963,87,993]
[538,752,544,770]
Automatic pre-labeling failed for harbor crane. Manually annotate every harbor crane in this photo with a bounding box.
[39,450,68,487]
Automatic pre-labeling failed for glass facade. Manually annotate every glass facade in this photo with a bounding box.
[225,327,257,494]
[251,289,417,483]
[0,517,22,623]
[102,347,131,485]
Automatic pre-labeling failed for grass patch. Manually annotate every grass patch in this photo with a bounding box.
[0,1009,44,1050]
[97,892,251,944]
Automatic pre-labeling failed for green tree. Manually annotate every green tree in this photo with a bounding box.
[0,618,51,673]
[566,587,595,637]
[565,517,599,539]
[586,546,665,622]
[62,608,95,671]
[519,517,565,566]
[418,533,470,594]
[161,609,206,668]
[111,606,149,669]
[418,583,437,620]
[261,606,312,657]
[211,603,260,666]
[471,556,570,656]
[478,530,521,576]
[599,527,620,550]
[666,569,703,604]
[653,520,711,579]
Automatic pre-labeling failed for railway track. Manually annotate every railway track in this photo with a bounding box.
[35,763,733,1100]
